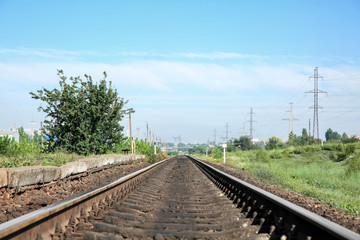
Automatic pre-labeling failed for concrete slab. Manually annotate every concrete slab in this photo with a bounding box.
[114,155,127,164]
[80,158,104,169]
[8,166,60,188]
[2,155,145,188]
[60,161,88,179]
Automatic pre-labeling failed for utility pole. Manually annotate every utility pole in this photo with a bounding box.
[213,129,217,146]
[282,102,298,140]
[247,108,256,139]
[129,112,133,154]
[124,109,135,153]
[146,122,149,144]
[308,119,311,137]
[306,67,327,141]
[126,109,135,154]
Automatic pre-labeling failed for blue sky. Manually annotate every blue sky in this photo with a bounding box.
[1,0,359,143]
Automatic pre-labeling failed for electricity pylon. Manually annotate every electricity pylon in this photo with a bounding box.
[306,67,327,141]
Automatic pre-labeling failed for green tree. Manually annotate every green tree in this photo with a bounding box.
[325,128,341,141]
[233,136,253,150]
[342,132,348,141]
[300,128,309,145]
[325,128,333,141]
[226,141,237,152]
[265,136,282,150]
[30,70,127,155]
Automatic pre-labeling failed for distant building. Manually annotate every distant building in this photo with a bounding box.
[251,138,265,146]
[0,130,19,142]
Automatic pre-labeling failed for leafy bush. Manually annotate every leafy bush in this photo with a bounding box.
[293,146,305,154]
[255,149,269,162]
[322,143,344,152]
[270,151,282,159]
[0,136,15,156]
[303,145,322,153]
[211,147,223,160]
[345,143,356,156]
[346,154,360,174]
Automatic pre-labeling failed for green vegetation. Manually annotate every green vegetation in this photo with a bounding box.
[115,138,167,163]
[1,71,168,168]
[0,130,165,167]
[194,141,360,216]
[0,128,77,167]
[30,70,127,155]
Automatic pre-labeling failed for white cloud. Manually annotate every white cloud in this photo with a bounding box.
[0,47,268,61]
[1,49,359,142]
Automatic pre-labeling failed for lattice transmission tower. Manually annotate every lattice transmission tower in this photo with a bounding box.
[224,123,230,142]
[282,102,298,140]
[247,108,256,139]
[306,67,327,140]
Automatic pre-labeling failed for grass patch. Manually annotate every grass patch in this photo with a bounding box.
[0,150,78,168]
[198,146,360,216]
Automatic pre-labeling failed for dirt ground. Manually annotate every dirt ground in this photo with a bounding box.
[204,160,360,234]
[0,161,150,224]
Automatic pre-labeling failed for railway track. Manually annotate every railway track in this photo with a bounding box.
[0,155,359,240]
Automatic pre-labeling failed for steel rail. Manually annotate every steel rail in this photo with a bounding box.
[188,155,360,240]
[0,156,175,240]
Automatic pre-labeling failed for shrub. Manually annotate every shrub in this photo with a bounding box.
[212,147,223,160]
[0,136,14,156]
[303,145,322,153]
[346,153,360,174]
[322,143,344,152]
[345,143,356,156]
[293,147,305,154]
[281,148,294,158]
[270,151,282,159]
[255,149,269,162]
